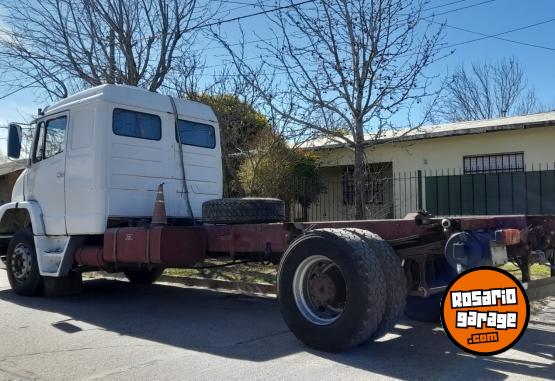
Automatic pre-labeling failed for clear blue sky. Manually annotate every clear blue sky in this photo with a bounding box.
[1,0,554,134]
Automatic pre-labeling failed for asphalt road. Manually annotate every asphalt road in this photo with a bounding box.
[0,269,554,381]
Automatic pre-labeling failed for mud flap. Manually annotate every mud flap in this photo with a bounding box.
[43,272,83,296]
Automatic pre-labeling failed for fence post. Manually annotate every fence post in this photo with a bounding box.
[417,170,423,211]
[302,178,308,222]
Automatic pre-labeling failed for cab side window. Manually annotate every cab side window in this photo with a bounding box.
[112,108,161,140]
[33,116,67,162]
[176,119,215,149]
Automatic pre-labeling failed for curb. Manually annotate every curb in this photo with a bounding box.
[525,277,555,301]
[86,271,277,297]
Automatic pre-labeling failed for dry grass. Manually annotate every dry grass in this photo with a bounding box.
[163,259,552,286]
[164,259,278,285]
[500,262,552,281]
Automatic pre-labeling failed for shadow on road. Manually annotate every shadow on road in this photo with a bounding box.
[0,279,553,380]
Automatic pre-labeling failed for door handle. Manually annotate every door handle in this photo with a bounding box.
[56,172,65,178]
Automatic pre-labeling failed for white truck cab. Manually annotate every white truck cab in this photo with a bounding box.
[1,85,222,277]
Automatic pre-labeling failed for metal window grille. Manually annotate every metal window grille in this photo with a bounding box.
[463,152,524,174]
[342,168,385,205]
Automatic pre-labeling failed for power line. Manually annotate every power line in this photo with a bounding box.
[196,0,482,54]
[209,0,277,22]
[437,18,555,51]
[426,0,473,11]
[186,0,316,32]
[196,16,555,79]
[212,0,271,7]
[432,0,495,17]
[199,0,501,70]
[212,0,276,10]
[3,0,555,92]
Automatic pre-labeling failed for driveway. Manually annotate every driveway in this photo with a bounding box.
[0,270,554,380]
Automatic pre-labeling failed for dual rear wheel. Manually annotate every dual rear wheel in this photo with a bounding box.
[278,228,406,352]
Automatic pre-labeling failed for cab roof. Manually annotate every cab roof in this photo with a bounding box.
[44,84,218,123]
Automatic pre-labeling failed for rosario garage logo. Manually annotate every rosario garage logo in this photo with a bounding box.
[441,267,530,355]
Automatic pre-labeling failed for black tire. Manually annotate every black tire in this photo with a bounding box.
[202,198,285,224]
[404,257,456,323]
[6,230,43,296]
[278,228,386,352]
[124,268,164,284]
[345,229,407,339]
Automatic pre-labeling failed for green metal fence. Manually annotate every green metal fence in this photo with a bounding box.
[288,165,555,221]
[425,167,555,216]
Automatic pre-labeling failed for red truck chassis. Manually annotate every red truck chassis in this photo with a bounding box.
[75,213,555,288]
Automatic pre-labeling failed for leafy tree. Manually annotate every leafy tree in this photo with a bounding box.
[238,129,323,220]
[188,93,269,196]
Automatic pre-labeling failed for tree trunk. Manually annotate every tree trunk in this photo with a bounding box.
[353,140,366,220]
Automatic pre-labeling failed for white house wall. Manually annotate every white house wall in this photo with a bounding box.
[312,126,555,219]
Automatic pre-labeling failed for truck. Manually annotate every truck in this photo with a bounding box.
[1,84,554,352]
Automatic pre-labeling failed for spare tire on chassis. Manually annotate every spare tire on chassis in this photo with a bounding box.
[278,228,388,352]
[202,198,285,224]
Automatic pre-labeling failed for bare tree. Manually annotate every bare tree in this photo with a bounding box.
[217,0,445,219]
[0,0,215,99]
[439,57,543,122]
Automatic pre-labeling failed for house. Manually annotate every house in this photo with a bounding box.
[300,111,555,221]
[0,160,26,205]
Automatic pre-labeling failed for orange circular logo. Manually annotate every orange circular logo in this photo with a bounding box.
[441,267,529,356]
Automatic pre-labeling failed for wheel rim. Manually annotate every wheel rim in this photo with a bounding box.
[10,242,33,283]
[292,255,347,325]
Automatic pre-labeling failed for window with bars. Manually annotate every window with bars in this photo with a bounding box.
[342,168,385,205]
[463,152,524,174]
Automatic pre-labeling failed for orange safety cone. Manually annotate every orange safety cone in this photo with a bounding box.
[151,183,168,225]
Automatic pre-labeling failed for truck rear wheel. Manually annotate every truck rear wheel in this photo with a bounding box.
[124,268,164,284]
[6,230,43,296]
[345,229,407,339]
[202,198,285,224]
[278,228,386,352]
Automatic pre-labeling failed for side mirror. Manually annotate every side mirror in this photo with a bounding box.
[7,123,22,159]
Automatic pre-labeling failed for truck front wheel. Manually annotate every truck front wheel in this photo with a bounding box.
[278,229,386,352]
[6,230,43,296]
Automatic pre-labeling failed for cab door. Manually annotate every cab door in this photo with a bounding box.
[26,113,68,235]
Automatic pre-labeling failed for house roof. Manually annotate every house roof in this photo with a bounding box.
[0,159,26,177]
[302,110,555,150]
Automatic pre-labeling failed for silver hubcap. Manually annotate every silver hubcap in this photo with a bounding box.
[293,255,347,325]
[10,243,33,283]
